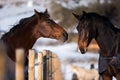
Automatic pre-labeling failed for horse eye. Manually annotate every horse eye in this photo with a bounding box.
[46,19,51,24]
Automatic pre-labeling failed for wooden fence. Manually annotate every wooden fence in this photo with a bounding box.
[0,48,62,80]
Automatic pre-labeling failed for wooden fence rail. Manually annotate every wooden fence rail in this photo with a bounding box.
[0,48,62,80]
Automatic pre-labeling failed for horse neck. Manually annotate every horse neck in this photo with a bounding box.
[2,17,39,61]
[95,26,118,57]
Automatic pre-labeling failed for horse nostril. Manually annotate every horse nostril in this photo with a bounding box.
[80,48,86,54]
[62,32,68,41]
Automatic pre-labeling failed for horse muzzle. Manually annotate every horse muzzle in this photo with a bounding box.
[79,48,87,54]
[62,32,68,42]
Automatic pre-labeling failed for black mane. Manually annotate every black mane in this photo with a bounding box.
[86,12,120,33]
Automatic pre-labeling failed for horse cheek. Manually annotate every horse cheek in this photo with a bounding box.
[39,26,51,37]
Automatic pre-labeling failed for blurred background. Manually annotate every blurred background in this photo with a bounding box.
[0,0,119,80]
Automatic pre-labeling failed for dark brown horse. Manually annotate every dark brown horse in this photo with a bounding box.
[1,9,68,80]
[73,11,120,80]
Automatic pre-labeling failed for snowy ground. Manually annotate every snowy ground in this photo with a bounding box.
[0,2,116,80]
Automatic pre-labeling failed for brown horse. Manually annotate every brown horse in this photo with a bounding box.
[73,11,120,80]
[1,9,68,80]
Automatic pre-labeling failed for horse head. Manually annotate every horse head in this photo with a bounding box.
[33,9,68,42]
[73,11,94,54]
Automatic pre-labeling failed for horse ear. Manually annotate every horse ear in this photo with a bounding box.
[82,11,87,14]
[72,13,79,20]
[34,9,39,18]
[44,9,48,14]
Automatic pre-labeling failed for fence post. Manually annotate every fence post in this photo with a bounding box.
[29,49,35,80]
[52,53,62,80]
[38,52,43,80]
[16,49,24,80]
[48,51,52,80]
[0,42,5,80]
[43,50,49,80]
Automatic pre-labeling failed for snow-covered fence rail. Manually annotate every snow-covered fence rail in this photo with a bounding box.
[0,48,62,80]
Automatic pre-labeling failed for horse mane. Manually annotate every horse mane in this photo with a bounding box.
[1,15,34,39]
[101,15,120,33]
[86,12,120,33]
[1,12,49,40]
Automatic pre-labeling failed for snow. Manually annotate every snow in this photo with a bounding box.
[56,0,97,9]
[0,3,45,31]
[34,42,99,61]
